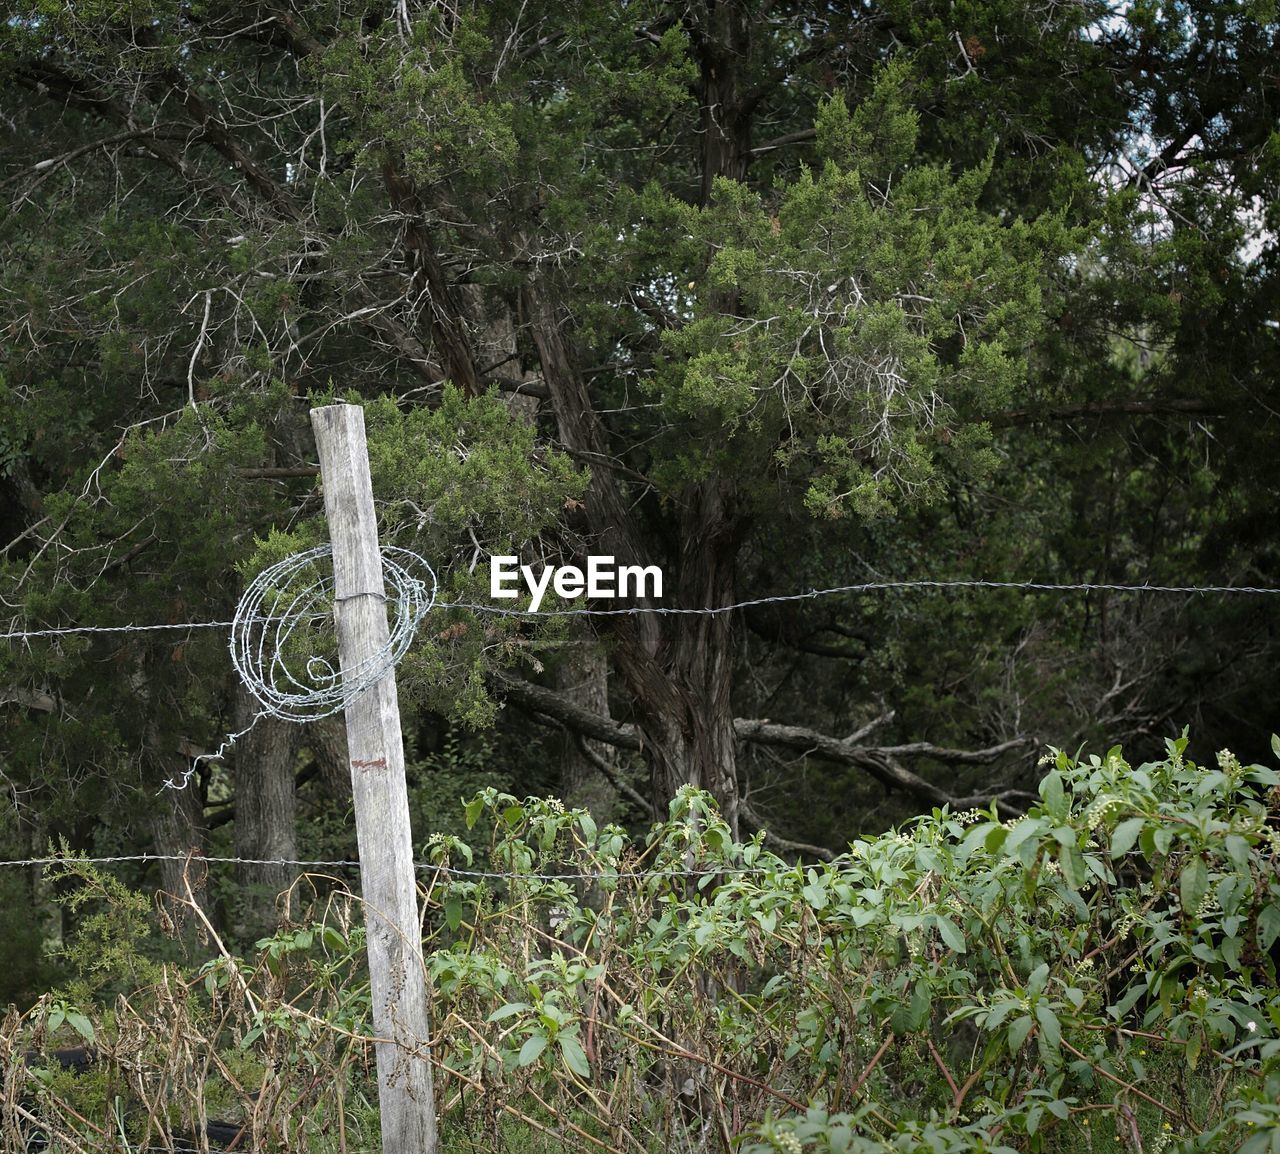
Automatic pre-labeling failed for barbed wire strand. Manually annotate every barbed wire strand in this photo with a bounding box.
[160,708,271,793]
[4,576,1279,641]
[5,546,1277,786]
[0,853,777,881]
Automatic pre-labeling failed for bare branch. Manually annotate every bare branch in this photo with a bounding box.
[739,799,836,861]
[750,128,817,155]
[995,398,1221,426]
[573,735,656,820]
[495,673,642,751]
[495,675,1035,816]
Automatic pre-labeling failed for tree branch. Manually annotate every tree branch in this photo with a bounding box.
[495,673,642,750]
[871,737,1032,764]
[494,676,1036,816]
[750,128,817,155]
[995,398,1221,426]
[739,799,836,861]
[237,466,320,479]
[573,735,656,820]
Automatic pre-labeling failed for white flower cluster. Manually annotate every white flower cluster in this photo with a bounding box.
[1192,884,1221,920]
[772,1132,803,1154]
[1085,795,1123,831]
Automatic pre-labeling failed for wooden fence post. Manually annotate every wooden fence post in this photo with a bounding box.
[310,403,437,1154]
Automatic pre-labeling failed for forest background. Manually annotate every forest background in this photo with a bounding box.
[0,0,1278,1004]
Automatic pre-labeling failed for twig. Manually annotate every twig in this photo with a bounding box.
[1060,1040,1179,1119]
[187,290,214,411]
[851,1031,895,1096]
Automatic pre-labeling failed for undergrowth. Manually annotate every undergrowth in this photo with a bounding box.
[2,733,1279,1153]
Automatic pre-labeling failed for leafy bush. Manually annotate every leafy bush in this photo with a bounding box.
[3,734,1278,1153]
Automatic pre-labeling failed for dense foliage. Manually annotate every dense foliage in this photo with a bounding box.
[4,739,1280,1151]
[0,10,1278,1147]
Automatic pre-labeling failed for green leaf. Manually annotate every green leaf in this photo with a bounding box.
[487,1003,530,1023]
[1180,856,1209,915]
[445,897,464,932]
[802,880,829,910]
[934,914,966,954]
[1109,817,1145,858]
[961,821,1000,859]
[891,981,931,1033]
[1058,843,1087,890]
[1039,770,1065,814]
[1185,1029,1202,1070]
[1034,1004,1061,1053]
[1003,818,1044,860]
[1225,834,1251,871]
[558,1034,591,1079]
[464,797,484,829]
[1257,902,1280,951]
[65,1012,95,1044]
[1008,1014,1034,1054]
[517,1033,548,1067]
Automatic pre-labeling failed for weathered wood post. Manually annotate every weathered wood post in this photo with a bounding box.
[310,403,437,1154]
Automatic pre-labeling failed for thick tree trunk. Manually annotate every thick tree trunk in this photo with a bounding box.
[696,1,755,205]
[554,640,620,822]
[147,746,207,919]
[614,482,741,837]
[232,685,299,939]
[525,279,744,836]
[309,713,352,801]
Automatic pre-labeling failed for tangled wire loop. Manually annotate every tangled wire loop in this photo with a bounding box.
[230,545,437,722]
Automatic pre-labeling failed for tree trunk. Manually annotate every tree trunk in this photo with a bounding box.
[515,7,757,834]
[696,0,755,205]
[613,481,742,837]
[383,160,481,397]
[231,686,299,940]
[523,266,748,833]
[309,713,352,802]
[554,639,620,822]
[147,742,207,928]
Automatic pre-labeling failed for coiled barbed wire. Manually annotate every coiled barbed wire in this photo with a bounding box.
[230,544,436,722]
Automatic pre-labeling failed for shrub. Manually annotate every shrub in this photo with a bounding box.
[3,734,1277,1153]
